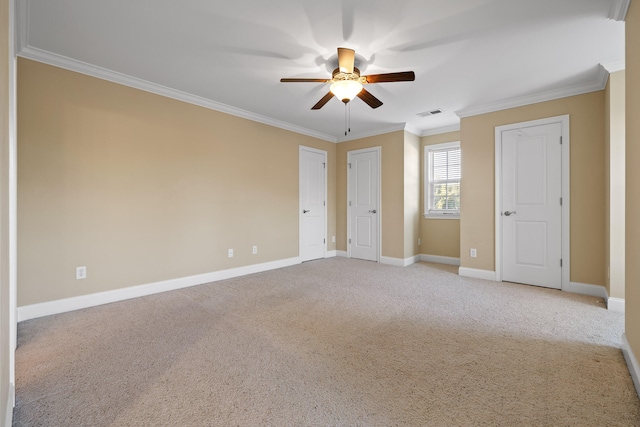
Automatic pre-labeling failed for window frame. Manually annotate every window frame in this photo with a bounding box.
[424,141,461,219]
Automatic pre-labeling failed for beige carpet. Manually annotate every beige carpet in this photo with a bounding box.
[12,258,640,426]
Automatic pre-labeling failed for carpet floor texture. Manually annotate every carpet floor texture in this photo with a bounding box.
[12,258,640,426]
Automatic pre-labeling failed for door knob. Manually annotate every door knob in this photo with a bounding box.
[303,209,310,213]
[369,209,377,214]
[503,211,516,216]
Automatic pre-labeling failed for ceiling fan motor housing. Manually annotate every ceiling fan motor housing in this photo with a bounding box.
[332,67,362,83]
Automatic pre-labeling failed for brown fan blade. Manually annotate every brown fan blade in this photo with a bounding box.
[311,91,334,110]
[363,71,415,83]
[280,78,330,83]
[357,88,383,109]
[337,47,355,74]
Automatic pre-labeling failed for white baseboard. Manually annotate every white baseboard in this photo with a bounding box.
[420,254,461,266]
[404,255,420,266]
[336,250,348,258]
[17,257,301,322]
[325,250,337,258]
[4,382,14,427]
[458,267,497,281]
[622,333,640,400]
[380,256,404,266]
[607,297,625,313]
[564,281,607,299]
[380,256,418,267]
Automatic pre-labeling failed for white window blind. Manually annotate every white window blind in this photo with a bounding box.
[425,142,461,217]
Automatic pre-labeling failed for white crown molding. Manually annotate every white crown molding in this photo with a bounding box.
[602,59,626,73]
[456,71,609,118]
[17,44,436,145]
[17,45,339,143]
[404,123,422,136]
[596,62,612,88]
[608,0,631,21]
[337,122,406,143]
[421,123,461,137]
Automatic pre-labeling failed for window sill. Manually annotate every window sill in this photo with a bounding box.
[423,213,460,220]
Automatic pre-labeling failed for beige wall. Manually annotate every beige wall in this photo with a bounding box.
[460,91,606,286]
[336,131,405,259]
[336,130,421,261]
[625,0,640,377]
[605,71,626,299]
[404,131,420,258]
[420,131,461,258]
[17,58,336,306]
[1,0,11,422]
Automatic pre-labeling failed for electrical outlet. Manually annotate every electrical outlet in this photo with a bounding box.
[470,248,477,258]
[418,238,421,246]
[228,249,234,258]
[252,245,258,255]
[332,236,336,243]
[76,266,87,280]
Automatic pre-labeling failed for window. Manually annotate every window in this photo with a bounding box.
[424,141,461,218]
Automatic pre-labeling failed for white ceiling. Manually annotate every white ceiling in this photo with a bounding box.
[17,0,626,142]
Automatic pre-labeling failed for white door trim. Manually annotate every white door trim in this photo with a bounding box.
[494,115,570,290]
[347,147,382,262]
[299,146,328,260]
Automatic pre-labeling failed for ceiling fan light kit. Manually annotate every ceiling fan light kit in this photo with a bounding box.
[330,80,363,103]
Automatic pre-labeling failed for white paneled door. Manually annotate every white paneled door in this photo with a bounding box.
[300,147,326,262]
[501,123,563,289]
[348,148,380,262]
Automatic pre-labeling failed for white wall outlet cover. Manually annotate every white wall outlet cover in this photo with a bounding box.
[252,246,258,254]
[470,248,477,258]
[76,266,87,280]
[228,249,234,258]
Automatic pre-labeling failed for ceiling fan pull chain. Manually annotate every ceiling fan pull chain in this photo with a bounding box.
[344,103,348,136]
[348,103,351,134]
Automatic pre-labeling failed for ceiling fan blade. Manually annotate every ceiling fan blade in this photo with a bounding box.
[311,91,335,110]
[357,88,383,109]
[363,71,415,83]
[280,78,330,83]
[337,47,355,74]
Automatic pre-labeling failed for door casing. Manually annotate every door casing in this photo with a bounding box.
[494,115,570,289]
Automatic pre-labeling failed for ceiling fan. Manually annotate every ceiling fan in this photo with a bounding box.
[280,47,415,110]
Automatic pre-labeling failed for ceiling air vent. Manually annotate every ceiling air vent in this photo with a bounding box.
[417,109,442,117]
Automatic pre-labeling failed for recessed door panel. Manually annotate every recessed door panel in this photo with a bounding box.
[355,216,372,248]
[514,221,547,268]
[516,138,547,205]
[356,160,372,207]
